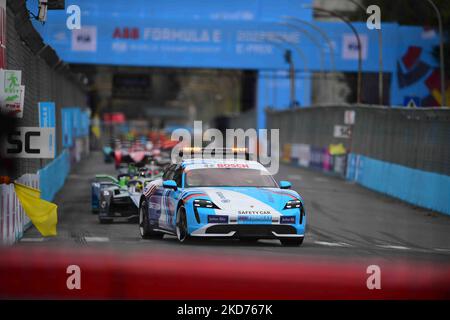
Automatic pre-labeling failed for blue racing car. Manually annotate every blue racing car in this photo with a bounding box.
[139,151,306,246]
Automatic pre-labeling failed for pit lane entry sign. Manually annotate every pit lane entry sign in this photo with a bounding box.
[1,127,55,159]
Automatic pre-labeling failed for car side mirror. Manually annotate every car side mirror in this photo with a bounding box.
[163,179,178,190]
[279,181,292,189]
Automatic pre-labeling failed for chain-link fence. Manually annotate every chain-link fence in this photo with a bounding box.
[6,5,87,178]
[227,110,257,131]
[266,105,450,176]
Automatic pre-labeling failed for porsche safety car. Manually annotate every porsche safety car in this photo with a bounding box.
[138,150,306,246]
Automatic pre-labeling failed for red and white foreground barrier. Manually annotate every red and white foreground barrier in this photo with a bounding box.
[0,174,39,245]
[0,247,449,299]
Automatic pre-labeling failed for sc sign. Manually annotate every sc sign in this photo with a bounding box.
[333,125,352,139]
[1,127,55,159]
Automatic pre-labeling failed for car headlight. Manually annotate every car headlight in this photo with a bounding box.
[283,199,302,209]
[282,199,305,224]
[193,199,219,209]
[102,190,111,196]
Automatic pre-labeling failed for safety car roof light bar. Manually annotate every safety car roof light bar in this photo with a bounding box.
[179,147,250,160]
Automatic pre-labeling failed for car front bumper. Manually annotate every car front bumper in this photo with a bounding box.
[190,223,305,239]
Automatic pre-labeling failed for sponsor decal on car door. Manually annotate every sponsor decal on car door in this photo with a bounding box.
[162,188,180,231]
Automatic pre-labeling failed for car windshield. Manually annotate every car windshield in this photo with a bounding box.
[184,168,277,188]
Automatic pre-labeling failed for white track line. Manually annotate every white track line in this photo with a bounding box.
[434,248,450,253]
[20,237,44,242]
[377,244,410,250]
[314,241,351,247]
[84,237,109,242]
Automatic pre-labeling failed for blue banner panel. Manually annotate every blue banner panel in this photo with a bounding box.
[38,150,71,201]
[28,0,441,106]
[30,0,313,26]
[71,108,82,137]
[80,111,90,136]
[38,102,57,155]
[38,102,56,127]
[39,20,308,70]
[32,0,429,73]
[61,108,73,148]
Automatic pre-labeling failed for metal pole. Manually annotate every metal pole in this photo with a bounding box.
[290,58,296,106]
[280,21,334,103]
[292,47,309,105]
[278,22,326,76]
[264,70,269,107]
[426,0,446,107]
[280,41,309,106]
[268,36,309,106]
[346,0,383,105]
[378,30,383,105]
[314,7,362,104]
[272,70,276,107]
[266,39,296,106]
[283,16,337,103]
[283,16,336,72]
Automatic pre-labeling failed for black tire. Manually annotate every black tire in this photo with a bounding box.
[99,217,113,224]
[176,206,190,243]
[280,237,304,247]
[128,215,139,224]
[139,200,163,239]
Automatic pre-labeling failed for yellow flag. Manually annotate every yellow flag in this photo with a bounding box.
[14,182,58,236]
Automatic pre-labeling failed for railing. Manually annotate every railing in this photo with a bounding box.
[0,150,74,245]
[0,174,39,245]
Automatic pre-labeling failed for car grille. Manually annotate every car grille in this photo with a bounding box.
[205,224,296,238]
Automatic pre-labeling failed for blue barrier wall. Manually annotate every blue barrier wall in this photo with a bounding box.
[38,150,71,201]
[346,154,450,216]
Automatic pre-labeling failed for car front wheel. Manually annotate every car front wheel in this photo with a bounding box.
[139,200,163,239]
[99,217,113,224]
[176,206,190,243]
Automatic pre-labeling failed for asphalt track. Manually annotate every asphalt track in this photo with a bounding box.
[18,152,450,262]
